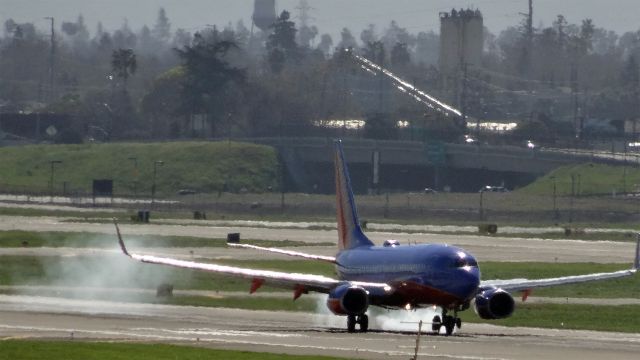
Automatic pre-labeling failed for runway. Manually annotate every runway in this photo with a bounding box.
[1,294,639,360]
[1,213,639,358]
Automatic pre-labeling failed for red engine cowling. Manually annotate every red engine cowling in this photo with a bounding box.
[473,288,515,320]
[326,284,369,315]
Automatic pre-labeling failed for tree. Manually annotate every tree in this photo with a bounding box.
[414,31,439,66]
[175,32,246,136]
[390,43,411,68]
[363,41,385,64]
[317,34,333,57]
[111,48,137,89]
[152,8,171,43]
[141,67,184,138]
[336,28,357,50]
[298,25,318,48]
[266,11,299,73]
[360,24,377,45]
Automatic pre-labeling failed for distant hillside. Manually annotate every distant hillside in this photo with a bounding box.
[519,163,640,196]
[0,142,278,196]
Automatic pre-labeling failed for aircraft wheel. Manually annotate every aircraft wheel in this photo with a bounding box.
[431,315,442,332]
[347,315,356,333]
[358,314,369,332]
[443,315,455,336]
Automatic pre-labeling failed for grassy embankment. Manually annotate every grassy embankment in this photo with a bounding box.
[0,340,349,360]
[520,162,640,196]
[0,141,278,195]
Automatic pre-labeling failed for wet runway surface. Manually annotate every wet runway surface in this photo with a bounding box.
[1,295,639,360]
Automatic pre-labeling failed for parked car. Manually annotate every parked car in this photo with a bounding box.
[479,185,509,193]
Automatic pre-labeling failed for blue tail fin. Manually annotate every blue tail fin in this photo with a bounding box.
[334,140,375,250]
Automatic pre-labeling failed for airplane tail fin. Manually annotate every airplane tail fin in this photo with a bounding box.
[334,140,374,251]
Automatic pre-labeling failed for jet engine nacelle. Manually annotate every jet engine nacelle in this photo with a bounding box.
[326,284,369,315]
[473,288,515,320]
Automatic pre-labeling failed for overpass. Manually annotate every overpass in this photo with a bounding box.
[251,138,636,193]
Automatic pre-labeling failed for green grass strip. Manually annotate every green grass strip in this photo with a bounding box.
[0,340,348,360]
[461,303,640,333]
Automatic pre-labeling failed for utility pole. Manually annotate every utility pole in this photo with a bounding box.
[634,63,640,142]
[295,0,313,28]
[518,0,533,77]
[527,0,533,48]
[571,60,579,139]
[460,62,468,126]
[44,17,55,102]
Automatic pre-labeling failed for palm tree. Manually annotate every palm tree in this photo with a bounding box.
[111,48,137,90]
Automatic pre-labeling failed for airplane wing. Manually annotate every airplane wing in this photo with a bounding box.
[481,238,640,293]
[114,221,389,297]
[227,243,336,263]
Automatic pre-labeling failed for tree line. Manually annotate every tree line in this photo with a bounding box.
[1,8,639,145]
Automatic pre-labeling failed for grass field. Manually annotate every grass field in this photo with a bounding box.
[0,340,349,360]
[0,141,278,195]
[461,303,640,333]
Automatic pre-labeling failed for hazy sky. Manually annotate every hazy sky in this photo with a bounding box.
[1,0,639,39]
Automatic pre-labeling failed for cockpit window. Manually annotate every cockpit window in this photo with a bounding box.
[455,257,478,267]
[454,252,478,267]
[383,240,400,247]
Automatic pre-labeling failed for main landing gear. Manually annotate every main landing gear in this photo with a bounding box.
[347,314,369,333]
[431,309,461,336]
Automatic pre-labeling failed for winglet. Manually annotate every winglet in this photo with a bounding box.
[634,234,640,270]
[114,218,130,257]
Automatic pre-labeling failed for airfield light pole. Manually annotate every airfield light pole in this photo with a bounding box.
[49,160,62,200]
[479,188,485,221]
[151,161,164,204]
[551,176,558,220]
[128,157,138,197]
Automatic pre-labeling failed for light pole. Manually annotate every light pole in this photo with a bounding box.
[479,188,485,221]
[128,157,138,197]
[49,160,62,199]
[151,160,164,204]
[550,176,559,220]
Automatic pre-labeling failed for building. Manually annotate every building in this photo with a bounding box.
[438,9,483,75]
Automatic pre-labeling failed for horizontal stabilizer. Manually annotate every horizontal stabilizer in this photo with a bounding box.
[228,243,336,263]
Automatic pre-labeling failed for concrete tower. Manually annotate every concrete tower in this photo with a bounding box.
[439,9,483,74]
[253,0,277,32]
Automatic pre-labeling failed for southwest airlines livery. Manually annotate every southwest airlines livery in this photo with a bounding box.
[116,140,639,335]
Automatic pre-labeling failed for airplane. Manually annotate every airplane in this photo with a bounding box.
[115,139,640,335]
